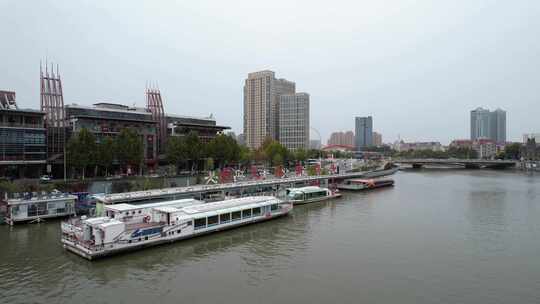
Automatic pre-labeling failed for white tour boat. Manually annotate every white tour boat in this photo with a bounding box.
[61,196,292,260]
[285,186,341,205]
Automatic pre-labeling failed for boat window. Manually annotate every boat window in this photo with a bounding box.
[271,204,278,211]
[207,215,219,226]
[288,191,303,200]
[242,209,252,218]
[252,207,261,216]
[232,211,241,221]
[194,218,206,230]
[177,230,181,234]
[220,213,231,223]
[138,210,142,214]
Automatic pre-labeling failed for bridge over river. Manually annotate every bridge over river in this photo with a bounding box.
[394,159,517,169]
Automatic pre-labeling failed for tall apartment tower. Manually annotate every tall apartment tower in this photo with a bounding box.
[470,107,491,140]
[279,93,310,150]
[490,108,506,143]
[243,70,295,149]
[355,116,373,150]
[470,107,506,142]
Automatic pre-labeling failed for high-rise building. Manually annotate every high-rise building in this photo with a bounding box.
[373,131,382,146]
[355,116,373,150]
[327,131,354,146]
[243,70,295,149]
[470,107,506,143]
[490,109,506,143]
[470,107,491,140]
[279,93,309,150]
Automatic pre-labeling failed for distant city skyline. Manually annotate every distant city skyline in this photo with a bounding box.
[1,1,539,144]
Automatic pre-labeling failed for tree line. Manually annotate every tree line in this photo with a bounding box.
[66,129,331,179]
[166,133,327,174]
[67,128,144,179]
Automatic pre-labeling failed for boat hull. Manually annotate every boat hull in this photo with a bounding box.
[290,193,342,205]
[7,212,75,225]
[337,183,394,191]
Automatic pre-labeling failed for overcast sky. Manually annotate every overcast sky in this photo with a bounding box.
[1,0,539,144]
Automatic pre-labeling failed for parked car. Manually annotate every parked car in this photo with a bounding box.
[40,175,51,182]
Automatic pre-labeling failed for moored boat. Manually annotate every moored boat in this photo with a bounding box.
[285,186,341,205]
[1,192,77,225]
[61,196,292,260]
[337,178,394,191]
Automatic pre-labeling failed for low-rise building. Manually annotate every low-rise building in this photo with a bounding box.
[472,139,497,159]
[449,139,473,149]
[522,138,540,161]
[523,133,540,144]
[167,114,229,144]
[327,131,354,146]
[451,139,503,159]
[397,141,443,152]
[65,103,158,165]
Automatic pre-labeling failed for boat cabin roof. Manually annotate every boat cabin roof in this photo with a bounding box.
[105,198,201,212]
[287,186,327,193]
[154,196,280,218]
[7,194,78,205]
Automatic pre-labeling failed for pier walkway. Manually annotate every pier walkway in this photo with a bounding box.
[95,168,397,207]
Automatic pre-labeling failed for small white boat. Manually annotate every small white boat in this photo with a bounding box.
[337,178,395,191]
[285,186,341,205]
[61,196,292,260]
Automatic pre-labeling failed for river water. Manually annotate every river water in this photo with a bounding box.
[1,170,539,304]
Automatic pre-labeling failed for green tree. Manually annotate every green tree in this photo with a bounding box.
[239,145,253,166]
[294,148,308,163]
[207,134,241,168]
[184,131,202,172]
[166,136,187,174]
[447,147,477,159]
[66,128,97,179]
[263,140,288,167]
[97,137,115,176]
[272,153,284,166]
[115,128,144,175]
[503,143,522,160]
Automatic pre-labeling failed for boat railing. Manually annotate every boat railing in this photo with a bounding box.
[8,191,74,202]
